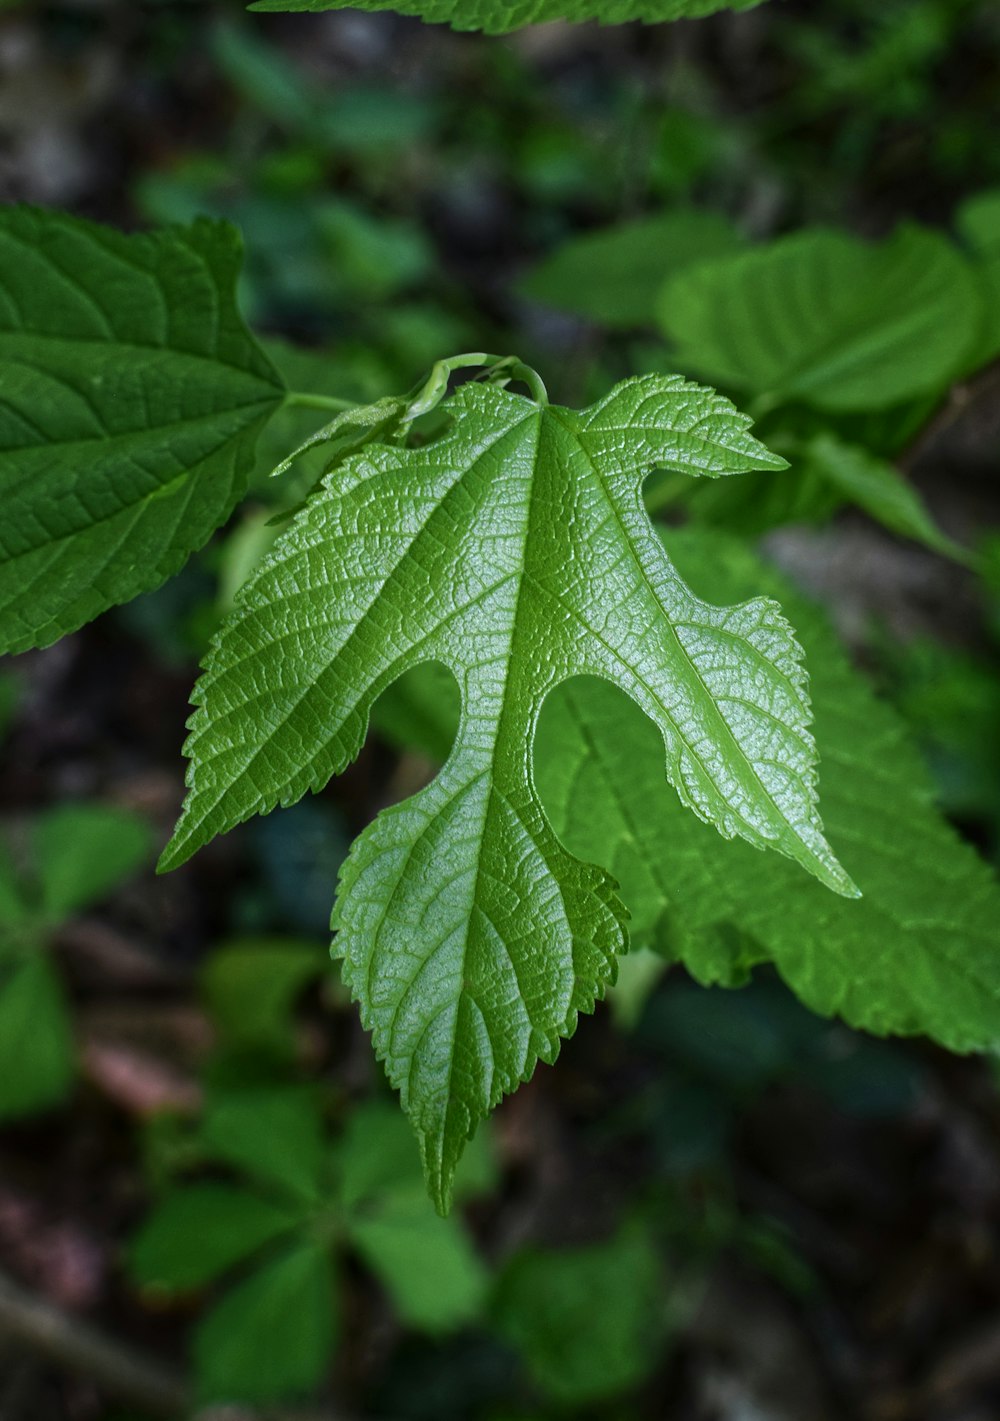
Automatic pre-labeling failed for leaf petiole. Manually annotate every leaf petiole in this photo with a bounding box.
[284,390,359,414]
[406,353,548,420]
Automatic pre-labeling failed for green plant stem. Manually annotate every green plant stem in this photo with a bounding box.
[284,390,358,414]
[407,353,549,420]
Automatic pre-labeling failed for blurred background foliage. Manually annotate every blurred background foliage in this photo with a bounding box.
[1,0,999,1417]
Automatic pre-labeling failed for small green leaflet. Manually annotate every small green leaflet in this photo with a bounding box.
[658,227,980,412]
[535,528,1000,1053]
[0,207,285,655]
[803,433,971,565]
[249,0,766,34]
[162,371,855,1211]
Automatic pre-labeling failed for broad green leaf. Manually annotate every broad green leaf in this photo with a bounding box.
[162,373,854,1210]
[129,1183,301,1292]
[493,1229,663,1403]
[535,528,1000,1052]
[201,1089,325,1203]
[33,803,154,921]
[0,954,74,1118]
[250,0,766,32]
[658,227,980,411]
[194,1242,336,1404]
[0,208,285,655]
[518,209,743,329]
[804,432,971,564]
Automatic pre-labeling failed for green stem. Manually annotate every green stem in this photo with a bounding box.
[284,390,358,414]
[406,352,549,420]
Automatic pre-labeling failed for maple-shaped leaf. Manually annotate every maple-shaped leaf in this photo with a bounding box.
[161,374,855,1210]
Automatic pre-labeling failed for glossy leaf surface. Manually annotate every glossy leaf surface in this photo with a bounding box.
[163,373,853,1209]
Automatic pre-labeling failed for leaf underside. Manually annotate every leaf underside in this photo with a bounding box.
[249,0,765,34]
[0,207,284,655]
[162,375,854,1210]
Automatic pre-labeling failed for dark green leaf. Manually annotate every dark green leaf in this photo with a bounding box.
[129,1183,301,1292]
[194,1243,336,1404]
[201,1089,325,1203]
[493,1229,664,1403]
[33,803,154,920]
[0,954,74,1119]
[0,208,285,654]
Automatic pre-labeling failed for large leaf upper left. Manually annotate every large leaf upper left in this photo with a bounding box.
[162,374,855,1210]
[0,207,284,654]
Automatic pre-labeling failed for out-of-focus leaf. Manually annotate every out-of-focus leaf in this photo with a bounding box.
[958,189,1000,253]
[201,1089,325,1203]
[493,1228,664,1403]
[658,227,980,410]
[201,939,326,1058]
[194,1243,336,1404]
[805,432,971,563]
[957,190,1000,366]
[33,803,154,921]
[348,1189,489,1330]
[129,1183,301,1292]
[518,209,742,328]
[0,954,74,1118]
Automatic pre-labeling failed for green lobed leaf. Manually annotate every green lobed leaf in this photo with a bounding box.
[129,1183,301,1292]
[534,527,1000,1052]
[658,226,981,411]
[162,372,854,1210]
[250,0,767,32]
[0,207,285,655]
[517,208,743,329]
[194,1242,336,1404]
